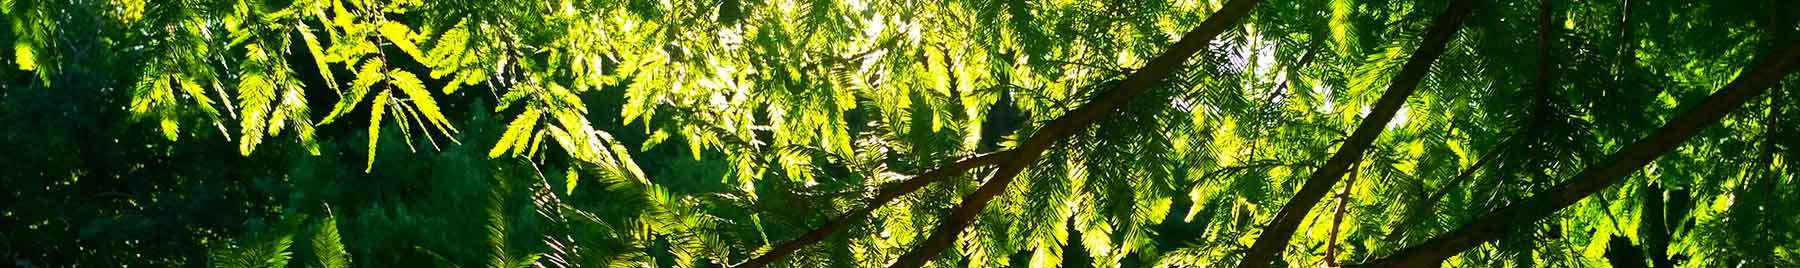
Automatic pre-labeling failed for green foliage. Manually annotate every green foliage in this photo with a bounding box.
[210,225,296,268]
[313,214,351,268]
[4,0,1799,267]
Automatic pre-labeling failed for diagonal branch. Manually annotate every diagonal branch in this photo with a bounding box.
[884,0,1265,266]
[734,152,1009,268]
[1386,0,1561,241]
[1349,42,1800,268]
[1233,0,1476,267]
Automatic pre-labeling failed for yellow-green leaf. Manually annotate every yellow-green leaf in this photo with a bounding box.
[388,97,417,153]
[495,84,532,112]
[426,20,470,77]
[312,213,350,268]
[489,109,540,158]
[547,83,586,112]
[527,127,546,158]
[298,21,338,90]
[128,74,166,117]
[565,167,580,195]
[237,72,277,156]
[159,118,180,141]
[176,75,219,118]
[322,59,383,125]
[281,86,322,155]
[366,90,391,172]
[927,46,949,96]
[14,41,36,71]
[378,21,428,63]
[441,77,464,94]
[597,131,646,182]
[388,70,458,138]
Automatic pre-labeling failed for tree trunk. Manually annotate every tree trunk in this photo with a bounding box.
[883,0,1265,266]
[1347,43,1800,268]
[1233,0,1475,267]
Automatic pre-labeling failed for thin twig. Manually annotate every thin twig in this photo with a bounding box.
[1040,59,1128,76]
[1323,160,1362,267]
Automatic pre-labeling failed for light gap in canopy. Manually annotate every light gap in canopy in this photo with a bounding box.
[1254,41,1278,77]
[1388,106,1411,130]
[1317,84,1335,113]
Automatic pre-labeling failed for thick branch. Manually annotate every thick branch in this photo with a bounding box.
[1387,0,1560,241]
[885,0,1265,266]
[1349,43,1800,268]
[734,152,1009,268]
[1233,0,1476,267]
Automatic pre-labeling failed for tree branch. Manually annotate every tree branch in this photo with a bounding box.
[1041,59,1129,76]
[1386,0,1560,241]
[1233,0,1476,267]
[885,0,1265,266]
[1348,42,1800,268]
[1616,0,1636,75]
[733,152,1010,268]
[1643,184,1673,268]
[1756,0,1790,206]
[1201,160,1322,183]
[1758,79,1784,203]
[1324,160,1362,267]
[1535,0,1556,119]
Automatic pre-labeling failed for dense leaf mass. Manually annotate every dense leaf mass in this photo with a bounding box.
[1,0,1796,267]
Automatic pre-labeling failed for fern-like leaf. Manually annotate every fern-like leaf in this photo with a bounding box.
[366,90,391,172]
[321,58,384,125]
[378,21,428,63]
[298,21,337,91]
[312,215,350,268]
[388,70,458,138]
[490,109,541,158]
[237,71,276,155]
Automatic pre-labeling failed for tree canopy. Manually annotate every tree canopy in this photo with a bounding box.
[1,0,1797,267]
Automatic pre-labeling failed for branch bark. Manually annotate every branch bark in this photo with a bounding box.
[734,152,1009,268]
[884,0,1265,266]
[1348,43,1800,268]
[1233,0,1476,267]
[1386,0,1559,241]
